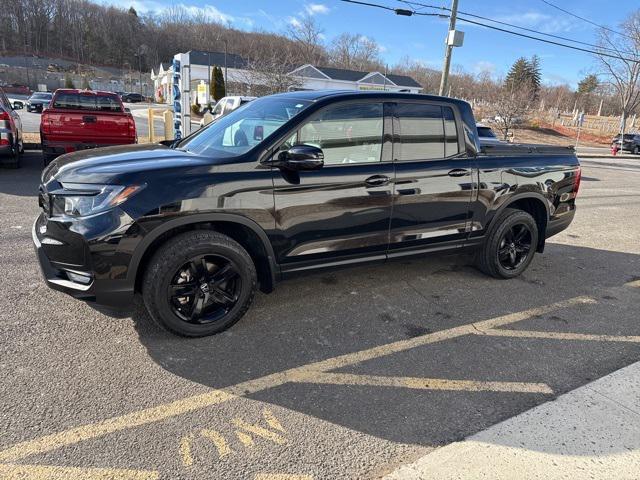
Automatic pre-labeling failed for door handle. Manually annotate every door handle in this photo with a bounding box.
[364,175,390,187]
[447,168,470,177]
[83,115,97,123]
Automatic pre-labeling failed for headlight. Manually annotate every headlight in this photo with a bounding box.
[50,183,144,218]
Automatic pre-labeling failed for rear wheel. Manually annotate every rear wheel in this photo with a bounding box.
[142,230,257,337]
[634,145,640,155]
[43,153,56,166]
[1,143,20,169]
[477,208,538,279]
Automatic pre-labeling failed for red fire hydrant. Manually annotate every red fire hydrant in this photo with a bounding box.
[611,143,619,156]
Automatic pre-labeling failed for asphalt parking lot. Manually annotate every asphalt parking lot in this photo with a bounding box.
[1,152,639,479]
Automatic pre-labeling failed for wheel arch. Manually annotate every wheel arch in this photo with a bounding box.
[489,193,550,252]
[129,213,278,294]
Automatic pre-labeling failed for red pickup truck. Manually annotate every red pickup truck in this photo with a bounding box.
[41,89,137,165]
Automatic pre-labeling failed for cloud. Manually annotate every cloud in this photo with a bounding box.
[97,1,253,27]
[304,3,330,16]
[493,11,580,34]
[288,16,302,28]
[473,60,496,74]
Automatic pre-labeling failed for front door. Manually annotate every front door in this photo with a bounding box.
[272,101,393,273]
[389,101,474,255]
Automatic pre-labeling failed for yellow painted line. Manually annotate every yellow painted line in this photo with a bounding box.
[0,296,594,463]
[232,419,287,445]
[0,463,159,479]
[179,434,194,467]
[255,475,314,480]
[624,279,640,288]
[200,429,232,458]
[235,430,255,447]
[0,389,234,463]
[301,372,554,394]
[483,328,640,343]
[262,409,286,433]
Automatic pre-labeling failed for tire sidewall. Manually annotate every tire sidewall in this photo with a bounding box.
[146,235,256,336]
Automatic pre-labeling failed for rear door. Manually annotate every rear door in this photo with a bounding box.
[272,100,394,272]
[388,101,473,255]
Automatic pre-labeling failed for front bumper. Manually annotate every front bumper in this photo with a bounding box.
[32,213,136,309]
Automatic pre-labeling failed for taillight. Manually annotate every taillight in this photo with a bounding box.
[0,109,11,129]
[573,166,581,196]
[128,115,136,138]
[40,112,51,135]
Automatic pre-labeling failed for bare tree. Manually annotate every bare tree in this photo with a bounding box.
[286,13,325,65]
[595,10,640,136]
[492,81,536,141]
[239,54,301,96]
[329,33,382,71]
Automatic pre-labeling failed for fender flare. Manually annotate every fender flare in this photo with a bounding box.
[487,191,551,251]
[127,212,278,289]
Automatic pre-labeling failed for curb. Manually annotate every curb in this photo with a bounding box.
[578,154,638,159]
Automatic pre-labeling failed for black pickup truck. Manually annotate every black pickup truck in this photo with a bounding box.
[33,91,581,337]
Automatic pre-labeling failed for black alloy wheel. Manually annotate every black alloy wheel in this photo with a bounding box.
[169,254,242,324]
[476,208,539,279]
[142,230,257,337]
[497,223,532,271]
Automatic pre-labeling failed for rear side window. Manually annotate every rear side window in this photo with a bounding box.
[53,93,122,112]
[396,103,460,160]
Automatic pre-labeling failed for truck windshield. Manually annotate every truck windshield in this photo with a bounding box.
[178,96,312,158]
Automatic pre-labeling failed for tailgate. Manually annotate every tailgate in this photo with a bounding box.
[43,110,134,141]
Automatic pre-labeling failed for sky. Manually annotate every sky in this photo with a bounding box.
[97,0,639,88]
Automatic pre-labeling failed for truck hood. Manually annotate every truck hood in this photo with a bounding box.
[42,144,215,184]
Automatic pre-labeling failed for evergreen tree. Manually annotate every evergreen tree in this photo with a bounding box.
[64,74,74,89]
[577,74,598,96]
[212,66,226,101]
[505,56,541,97]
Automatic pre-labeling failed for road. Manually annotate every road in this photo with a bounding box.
[0,153,639,479]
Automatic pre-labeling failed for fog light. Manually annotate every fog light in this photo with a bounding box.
[66,271,92,285]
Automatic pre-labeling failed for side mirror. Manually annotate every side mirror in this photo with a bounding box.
[277,144,324,170]
[124,107,131,113]
[13,101,24,110]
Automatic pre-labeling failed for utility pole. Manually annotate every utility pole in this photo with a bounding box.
[438,0,459,97]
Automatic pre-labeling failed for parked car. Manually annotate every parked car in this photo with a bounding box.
[200,96,256,127]
[40,89,137,165]
[476,123,503,145]
[121,92,144,103]
[26,92,53,112]
[0,87,24,168]
[33,91,581,337]
[611,133,640,154]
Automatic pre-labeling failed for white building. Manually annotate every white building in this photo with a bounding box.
[150,50,422,106]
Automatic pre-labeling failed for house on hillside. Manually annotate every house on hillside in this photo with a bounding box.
[150,50,422,105]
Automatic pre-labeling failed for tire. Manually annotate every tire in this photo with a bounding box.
[634,145,640,155]
[476,208,539,279]
[142,230,257,337]
[1,144,20,169]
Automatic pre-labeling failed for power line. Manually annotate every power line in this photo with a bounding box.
[539,0,635,41]
[340,0,640,63]
[398,0,636,56]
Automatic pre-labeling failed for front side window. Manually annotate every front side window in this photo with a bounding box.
[297,102,383,165]
[177,96,312,158]
[396,103,460,161]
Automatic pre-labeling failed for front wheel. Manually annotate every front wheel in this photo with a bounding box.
[142,230,257,337]
[476,208,538,279]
